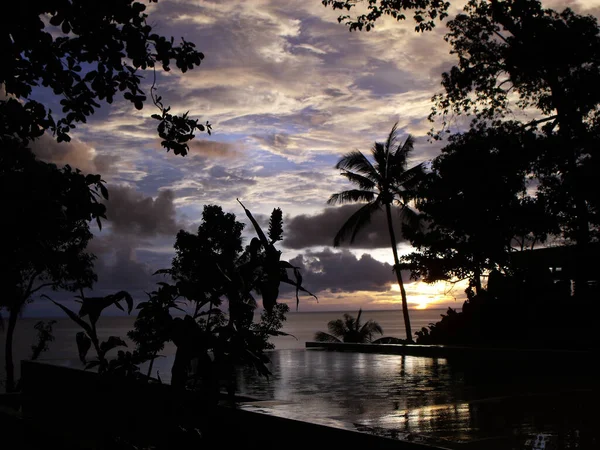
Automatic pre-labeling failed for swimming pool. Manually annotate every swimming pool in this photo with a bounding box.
[234,349,594,449]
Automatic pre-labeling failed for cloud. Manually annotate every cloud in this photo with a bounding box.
[85,233,176,299]
[28,132,120,176]
[103,185,181,237]
[187,139,241,159]
[288,248,411,294]
[91,244,155,296]
[284,204,410,249]
[251,133,293,156]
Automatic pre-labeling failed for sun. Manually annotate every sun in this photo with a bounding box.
[390,280,461,309]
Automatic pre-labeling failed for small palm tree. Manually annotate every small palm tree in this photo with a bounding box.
[328,123,423,341]
[314,309,383,343]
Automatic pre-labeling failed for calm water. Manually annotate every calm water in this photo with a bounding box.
[235,349,594,448]
[2,308,594,448]
[1,308,451,377]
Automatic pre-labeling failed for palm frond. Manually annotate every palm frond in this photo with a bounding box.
[381,123,401,178]
[314,331,342,343]
[371,142,390,178]
[344,313,357,331]
[339,171,377,191]
[335,151,379,180]
[397,204,421,227]
[385,123,400,156]
[360,320,383,338]
[327,189,376,206]
[391,134,415,170]
[328,319,347,337]
[333,201,381,246]
[394,162,426,189]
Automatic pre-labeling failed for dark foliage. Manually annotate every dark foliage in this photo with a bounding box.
[401,122,557,291]
[30,320,57,361]
[50,290,144,377]
[0,0,210,154]
[130,203,314,402]
[322,0,451,32]
[314,309,383,343]
[0,146,108,392]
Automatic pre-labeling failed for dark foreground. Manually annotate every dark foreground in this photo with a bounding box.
[1,345,596,450]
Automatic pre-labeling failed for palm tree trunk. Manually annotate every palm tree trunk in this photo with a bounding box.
[385,203,413,342]
[4,307,19,393]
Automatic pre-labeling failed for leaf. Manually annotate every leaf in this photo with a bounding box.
[99,183,109,200]
[265,330,297,339]
[78,291,134,325]
[237,199,268,247]
[49,298,92,335]
[280,267,318,310]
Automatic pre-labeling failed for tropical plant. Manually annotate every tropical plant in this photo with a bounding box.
[328,123,423,341]
[128,284,180,379]
[314,309,383,343]
[49,290,144,377]
[132,203,315,398]
[0,147,108,392]
[30,320,57,361]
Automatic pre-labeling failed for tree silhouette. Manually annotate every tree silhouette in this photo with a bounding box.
[432,0,600,295]
[401,122,557,294]
[0,147,107,392]
[322,0,451,32]
[314,309,383,343]
[1,0,210,154]
[328,123,423,341]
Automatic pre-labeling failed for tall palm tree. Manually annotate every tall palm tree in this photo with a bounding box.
[328,123,423,342]
[314,309,383,343]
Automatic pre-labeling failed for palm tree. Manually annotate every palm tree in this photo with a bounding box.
[314,309,383,343]
[328,123,423,342]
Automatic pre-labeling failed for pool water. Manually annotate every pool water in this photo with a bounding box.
[234,349,595,449]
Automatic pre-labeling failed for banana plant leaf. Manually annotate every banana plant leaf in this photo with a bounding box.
[77,291,133,326]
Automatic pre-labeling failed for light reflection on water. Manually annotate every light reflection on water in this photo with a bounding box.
[236,350,458,424]
[235,349,595,448]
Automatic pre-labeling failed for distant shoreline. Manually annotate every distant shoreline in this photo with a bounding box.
[16,307,459,319]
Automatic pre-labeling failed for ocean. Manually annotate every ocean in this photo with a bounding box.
[1,309,451,382]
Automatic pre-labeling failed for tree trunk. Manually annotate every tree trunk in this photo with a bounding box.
[4,307,19,393]
[385,203,413,342]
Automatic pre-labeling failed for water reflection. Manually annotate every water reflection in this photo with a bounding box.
[236,349,594,448]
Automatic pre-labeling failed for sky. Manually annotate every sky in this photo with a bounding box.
[24,0,600,316]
